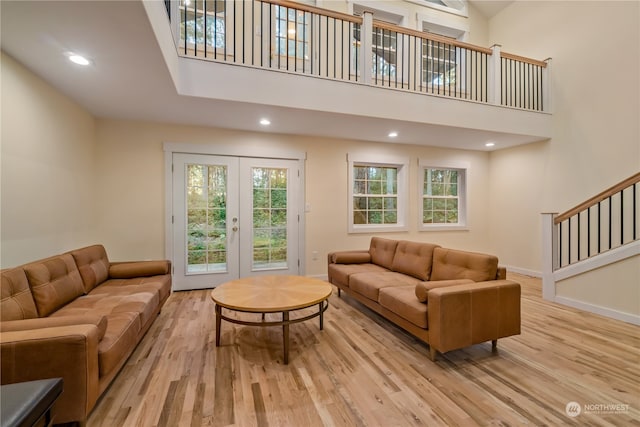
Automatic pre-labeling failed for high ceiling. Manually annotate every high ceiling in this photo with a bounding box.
[1,0,534,151]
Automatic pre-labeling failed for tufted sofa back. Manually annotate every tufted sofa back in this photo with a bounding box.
[0,267,39,321]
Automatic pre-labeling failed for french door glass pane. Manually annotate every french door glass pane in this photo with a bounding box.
[186,164,227,273]
[252,167,287,270]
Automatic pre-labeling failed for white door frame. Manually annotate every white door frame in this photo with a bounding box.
[163,142,307,286]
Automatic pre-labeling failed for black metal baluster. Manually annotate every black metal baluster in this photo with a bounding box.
[598,201,602,254]
[341,20,344,80]
[242,0,245,64]
[183,0,187,54]
[194,0,198,57]
[621,191,624,245]
[559,221,563,267]
[269,3,272,68]
[303,11,307,74]
[609,196,613,250]
[577,211,581,261]
[634,183,638,240]
[203,0,207,58]
[588,206,592,257]
[231,0,234,62]
[325,16,329,77]
[568,218,572,264]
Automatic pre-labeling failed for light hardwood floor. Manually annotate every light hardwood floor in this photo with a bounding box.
[87,273,640,427]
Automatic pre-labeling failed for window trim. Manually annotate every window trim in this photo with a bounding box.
[418,160,468,231]
[348,153,409,233]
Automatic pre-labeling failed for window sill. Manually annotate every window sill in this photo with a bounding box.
[349,225,409,234]
[419,224,469,232]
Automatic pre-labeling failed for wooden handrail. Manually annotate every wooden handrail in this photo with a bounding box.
[262,0,512,57]
[501,52,548,68]
[372,20,493,55]
[265,0,363,24]
[555,172,640,224]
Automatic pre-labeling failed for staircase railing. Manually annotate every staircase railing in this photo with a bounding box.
[553,172,640,269]
[164,0,550,112]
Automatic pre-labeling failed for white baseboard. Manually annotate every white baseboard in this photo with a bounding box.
[553,295,640,326]
[504,265,542,278]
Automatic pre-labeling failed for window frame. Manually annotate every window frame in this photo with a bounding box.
[348,153,409,233]
[418,160,468,231]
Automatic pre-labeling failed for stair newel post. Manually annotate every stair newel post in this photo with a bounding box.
[541,212,558,301]
[488,44,502,106]
[361,11,373,85]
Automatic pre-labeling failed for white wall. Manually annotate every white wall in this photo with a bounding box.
[487,1,640,273]
[0,52,97,267]
[94,119,492,275]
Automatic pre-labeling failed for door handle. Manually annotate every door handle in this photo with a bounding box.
[232,226,238,232]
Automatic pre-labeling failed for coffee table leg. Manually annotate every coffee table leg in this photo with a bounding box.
[215,304,221,347]
[319,302,324,330]
[283,311,289,364]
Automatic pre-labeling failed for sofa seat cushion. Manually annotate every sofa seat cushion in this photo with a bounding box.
[328,263,388,288]
[23,254,86,317]
[91,276,171,304]
[415,279,475,303]
[69,245,110,293]
[52,291,159,336]
[349,272,421,302]
[369,237,399,270]
[391,241,440,280]
[379,286,428,329]
[430,248,499,282]
[1,268,39,321]
[97,312,140,377]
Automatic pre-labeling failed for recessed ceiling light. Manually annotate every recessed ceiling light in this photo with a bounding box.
[259,118,271,126]
[388,131,398,138]
[68,54,90,66]
[485,142,495,147]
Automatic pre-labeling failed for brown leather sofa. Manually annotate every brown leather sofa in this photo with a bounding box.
[328,237,521,361]
[1,245,171,425]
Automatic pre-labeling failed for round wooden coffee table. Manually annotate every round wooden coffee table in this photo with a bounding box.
[210,275,332,364]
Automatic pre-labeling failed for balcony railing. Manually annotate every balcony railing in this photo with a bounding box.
[165,0,550,112]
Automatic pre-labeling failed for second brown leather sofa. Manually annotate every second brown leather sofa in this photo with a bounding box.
[328,237,521,361]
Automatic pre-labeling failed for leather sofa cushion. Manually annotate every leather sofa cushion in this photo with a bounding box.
[369,237,398,270]
[23,254,86,317]
[109,261,170,279]
[70,245,110,293]
[328,263,388,288]
[415,279,475,302]
[1,268,39,321]
[52,291,159,377]
[379,286,428,329]
[53,291,159,336]
[430,248,498,282]
[90,277,171,305]
[391,241,440,280]
[350,272,421,301]
[97,312,140,377]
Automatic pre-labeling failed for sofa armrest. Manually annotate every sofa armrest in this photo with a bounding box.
[415,279,475,302]
[328,250,371,264]
[109,260,171,279]
[1,324,102,424]
[427,280,521,355]
[1,315,108,341]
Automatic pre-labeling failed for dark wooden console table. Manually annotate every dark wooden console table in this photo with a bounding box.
[1,378,63,427]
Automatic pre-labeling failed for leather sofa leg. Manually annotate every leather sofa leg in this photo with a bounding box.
[492,339,498,351]
[429,346,437,361]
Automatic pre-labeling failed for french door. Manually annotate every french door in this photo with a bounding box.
[172,154,301,290]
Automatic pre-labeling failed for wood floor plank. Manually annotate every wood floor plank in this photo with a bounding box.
[88,273,640,426]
